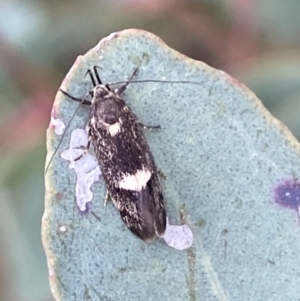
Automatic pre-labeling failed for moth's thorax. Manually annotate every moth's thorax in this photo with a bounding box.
[91,85,124,126]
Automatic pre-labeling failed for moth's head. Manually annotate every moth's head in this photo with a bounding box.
[92,85,122,125]
[92,84,110,100]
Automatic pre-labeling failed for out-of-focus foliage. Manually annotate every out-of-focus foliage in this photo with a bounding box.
[0,1,299,300]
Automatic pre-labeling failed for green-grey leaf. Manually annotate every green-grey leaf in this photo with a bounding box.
[43,29,300,301]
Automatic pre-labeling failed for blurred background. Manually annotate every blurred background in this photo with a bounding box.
[1,0,300,300]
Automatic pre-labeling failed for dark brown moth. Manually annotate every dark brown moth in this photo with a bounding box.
[60,67,166,241]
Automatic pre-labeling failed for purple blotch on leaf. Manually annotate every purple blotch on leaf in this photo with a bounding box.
[275,179,300,211]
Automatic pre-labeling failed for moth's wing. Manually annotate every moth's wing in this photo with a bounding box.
[92,104,167,240]
[148,172,167,237]
[116,174,166,241]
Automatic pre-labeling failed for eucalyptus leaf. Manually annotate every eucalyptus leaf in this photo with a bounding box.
[43,29,300,301]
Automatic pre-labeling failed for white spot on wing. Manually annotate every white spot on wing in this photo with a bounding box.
[162,217,193,250]
[60,128,101,212]
[90,117,96,126]
[107,122,121,136]
[119,169,152,191]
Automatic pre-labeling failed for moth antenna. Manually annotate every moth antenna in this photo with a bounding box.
[90,65,200,87]
[93,66,139,95]
[44,91,91,175]
[115,67,139,95]
[109,79,202,86]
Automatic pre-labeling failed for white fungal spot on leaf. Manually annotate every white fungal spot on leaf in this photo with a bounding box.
[60,129,101,212]
[59,225,67,233]
[162,217,193,250]
[50,117,66,135]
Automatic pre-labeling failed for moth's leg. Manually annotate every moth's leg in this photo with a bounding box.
[158,169,167,179]
[91,211,101,221]
[104,191,119,208]
[104,190,111,206]
[74,140,91,161]
[59,89,93,105]
[116,68,139,95]
[139,123,161,130]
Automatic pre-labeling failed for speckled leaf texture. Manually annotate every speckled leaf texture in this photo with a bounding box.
[43,29,300,301]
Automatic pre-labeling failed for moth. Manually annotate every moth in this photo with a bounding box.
[60,67,167,241]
